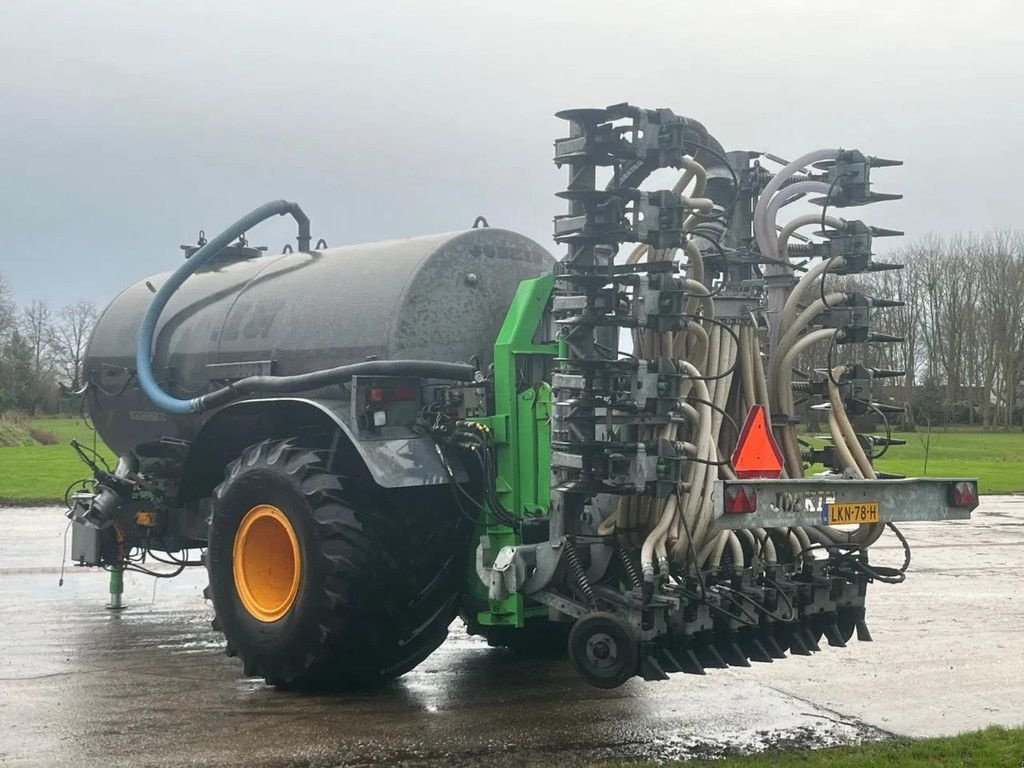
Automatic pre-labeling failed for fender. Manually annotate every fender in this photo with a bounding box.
[181,396,465,498]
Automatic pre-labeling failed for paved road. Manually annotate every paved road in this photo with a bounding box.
[1,498,1021,767]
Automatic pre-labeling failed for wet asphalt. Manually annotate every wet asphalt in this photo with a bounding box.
[1,498,1022,767]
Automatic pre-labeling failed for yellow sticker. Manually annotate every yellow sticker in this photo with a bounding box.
[824,502,880,525]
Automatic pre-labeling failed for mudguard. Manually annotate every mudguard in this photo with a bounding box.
[196,396,466,489]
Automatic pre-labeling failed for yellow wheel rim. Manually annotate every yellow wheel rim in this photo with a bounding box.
[232,504,301,622]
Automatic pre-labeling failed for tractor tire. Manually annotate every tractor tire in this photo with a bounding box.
[205,438,466,689]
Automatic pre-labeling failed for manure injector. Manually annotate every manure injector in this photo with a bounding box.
[68,103,977,688]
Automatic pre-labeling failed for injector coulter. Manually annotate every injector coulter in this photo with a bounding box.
[68,103,978,689]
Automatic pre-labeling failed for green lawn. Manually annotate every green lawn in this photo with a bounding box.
[802,428,1024,495]
[592,726,1024,767]
[0,417,115,504]
[1,419,1022,503]
[875,430,1024,494]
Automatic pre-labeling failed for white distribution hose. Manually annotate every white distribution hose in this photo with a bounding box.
[677,156,707,196]
[753,149,841,260]
[772,328,838,474]
[763,181,832,255]
[604,146,889,578]
[777,213,847,260]
[684,279,715,319]
[781,257,847,332]
[771,294,847,413]
[822,401,884,547]
[640,363,712,577]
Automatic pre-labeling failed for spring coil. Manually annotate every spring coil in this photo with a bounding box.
[565,537,596,606]
[618,544,643,590]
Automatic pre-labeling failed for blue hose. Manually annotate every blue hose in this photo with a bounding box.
[136,200,305,415]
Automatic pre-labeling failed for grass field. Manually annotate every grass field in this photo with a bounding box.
[597,726,1024,767]
[0,417,116,504]
[803,428,1024,495]
[1,417,1022,503]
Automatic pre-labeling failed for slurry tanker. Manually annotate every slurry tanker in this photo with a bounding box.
[68,104,977,688]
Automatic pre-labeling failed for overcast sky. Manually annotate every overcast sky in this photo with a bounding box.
[2,0,1021,307]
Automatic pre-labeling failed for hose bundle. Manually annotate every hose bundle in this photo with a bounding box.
[598,146,891,577]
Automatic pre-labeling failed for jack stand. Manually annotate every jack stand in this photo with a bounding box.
[107,564,126,610]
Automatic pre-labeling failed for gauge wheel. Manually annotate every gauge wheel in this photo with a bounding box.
[568,611,639,689]
[205,438,466,689]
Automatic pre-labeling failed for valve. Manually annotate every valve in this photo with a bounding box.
[793,220,903,274]
[794,365,905,416]
[812,150,903,207]
[819,292,904,344]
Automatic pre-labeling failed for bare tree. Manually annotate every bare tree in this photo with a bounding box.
[51,300,98,390]
[886,245,925,388]
[971,232,1024,427]
[19,300,56,415]
[21,300,53,375]
[0,272,15,344]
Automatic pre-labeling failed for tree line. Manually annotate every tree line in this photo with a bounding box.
[0,271,98,416]
[3,230,1022,425]
[795,231,1024,429]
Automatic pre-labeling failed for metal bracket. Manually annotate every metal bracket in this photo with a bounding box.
[713,477,978,529]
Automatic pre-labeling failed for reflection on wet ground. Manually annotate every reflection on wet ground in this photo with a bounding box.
[2,498,1022,767]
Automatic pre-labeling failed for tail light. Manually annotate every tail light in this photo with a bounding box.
[949,481,979,508]
[367,384,417,403]
[724,484,757,514]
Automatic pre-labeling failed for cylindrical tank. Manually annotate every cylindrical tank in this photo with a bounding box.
[86,228,554,454]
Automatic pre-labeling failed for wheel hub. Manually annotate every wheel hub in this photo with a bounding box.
[569,612,639,688]
[232,504,301,622]
[585,632,618,669]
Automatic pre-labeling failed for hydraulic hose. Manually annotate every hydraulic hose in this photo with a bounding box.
[136,200,474,415]
[199,359,476,411]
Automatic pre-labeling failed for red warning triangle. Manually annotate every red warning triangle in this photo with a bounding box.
[731,405,785,479]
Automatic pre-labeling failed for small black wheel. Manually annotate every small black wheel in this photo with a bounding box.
[568,611,639,689]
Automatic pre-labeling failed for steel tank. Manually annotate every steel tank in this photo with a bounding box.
[85,227,554,454]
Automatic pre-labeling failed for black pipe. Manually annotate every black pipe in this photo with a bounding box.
[198,359,476,411]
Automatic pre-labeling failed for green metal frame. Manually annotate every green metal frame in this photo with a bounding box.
[469,274,556,627]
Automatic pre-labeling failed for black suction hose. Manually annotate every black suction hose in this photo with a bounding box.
[200,360,476,410]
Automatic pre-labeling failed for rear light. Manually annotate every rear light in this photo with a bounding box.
[724,484,757,514]
[367,385,417,404]
[393,384,417,401]
[949,481,979,508]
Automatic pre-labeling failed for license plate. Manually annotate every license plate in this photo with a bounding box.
[823,501,880,525]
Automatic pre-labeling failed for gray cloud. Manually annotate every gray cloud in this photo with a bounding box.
[2,0,1021,305]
